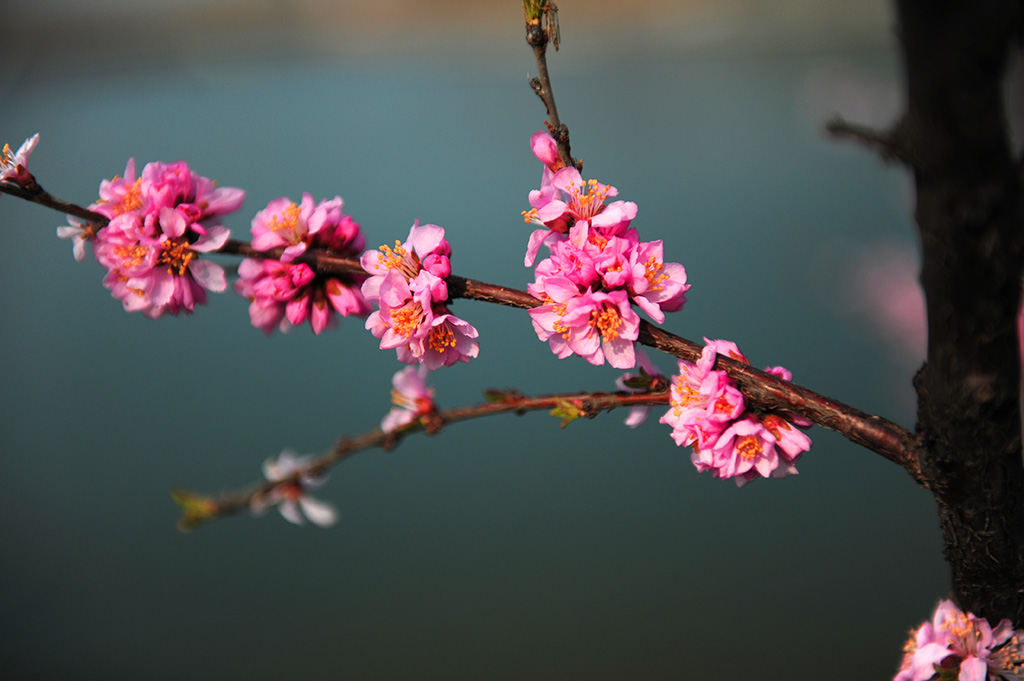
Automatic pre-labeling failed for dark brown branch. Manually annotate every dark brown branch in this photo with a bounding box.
[1,182,107,222]
[220,240,920,474]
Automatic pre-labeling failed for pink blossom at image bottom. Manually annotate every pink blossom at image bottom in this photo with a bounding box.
[895,599,1024,681]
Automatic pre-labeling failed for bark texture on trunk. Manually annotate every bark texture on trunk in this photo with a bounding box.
[898,0,1024,624]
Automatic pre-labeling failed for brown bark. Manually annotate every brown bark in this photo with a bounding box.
[897,0,1024,624]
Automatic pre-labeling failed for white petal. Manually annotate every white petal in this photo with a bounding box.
[278,500,304,525]
[189,260,227,292]
[299,496,338,527]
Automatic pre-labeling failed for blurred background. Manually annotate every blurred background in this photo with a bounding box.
[2,0,957,679]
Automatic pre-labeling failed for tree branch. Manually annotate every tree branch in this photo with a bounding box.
[2,184,923,481]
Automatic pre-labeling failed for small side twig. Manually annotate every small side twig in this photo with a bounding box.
[174,387,670,530]
[826,115,909,164]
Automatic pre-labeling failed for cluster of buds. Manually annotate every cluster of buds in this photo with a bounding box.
[235,193,370,334]
[524,131,689,369]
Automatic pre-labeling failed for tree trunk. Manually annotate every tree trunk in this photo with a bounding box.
[898,0,1024,624]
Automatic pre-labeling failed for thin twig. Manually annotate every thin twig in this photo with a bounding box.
[825,115,908,164]
[525,3,577,169]
[1,182,107,222]
[174,387,670,530]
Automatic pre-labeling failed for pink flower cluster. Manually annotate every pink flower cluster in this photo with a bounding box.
[659,339,812,487]
[80,159,244,318]
[234,194,370,334]
[361,222,479,369]
[524,131,689,369]
[896,599,1024,681]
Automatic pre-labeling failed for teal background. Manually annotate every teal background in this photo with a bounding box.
[2,1,951,679]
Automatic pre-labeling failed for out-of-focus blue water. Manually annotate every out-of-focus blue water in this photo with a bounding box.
[0,16,946,681]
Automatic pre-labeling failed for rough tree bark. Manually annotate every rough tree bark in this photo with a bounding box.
[897,0,1024,625]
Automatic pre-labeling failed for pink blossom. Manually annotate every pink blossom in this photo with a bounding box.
[381,366,436,433]
[93,207,230,318]
[421,311,480,369]
[93,159,142,219]
[250,194,323,261]
[896,600,1024,681]
[0,133,39,188]
[659,345,744,450]
[236,195,369,334]
[702,416,795,487]
[544,168,619,228]
[251,450,337,527]
[529,281,640,369]
[522,162,638,267]
[366,269,435,353]
[660,339,813,485]
[626,240,690,323]
[138,161,244,231]
[361,221,452,299]
[83,159,243,317]
[362,223,477,367]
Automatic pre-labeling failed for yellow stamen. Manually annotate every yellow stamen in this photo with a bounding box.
[427,323,456,352]
[376,240,421,279]
[158,239,196,276]
[266,202,302,240]
[113,178,144,215]
[388,301,425,338]
[568,178,609,220]
[113,244,149,268]
[713,394,735,416]
[591,305,622,341]
[736,435,763,461]
[644,256,668,291]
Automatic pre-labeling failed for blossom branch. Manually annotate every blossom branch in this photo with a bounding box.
[4,185,921,481]
[221,239,923,477]
[172,386,670,531]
